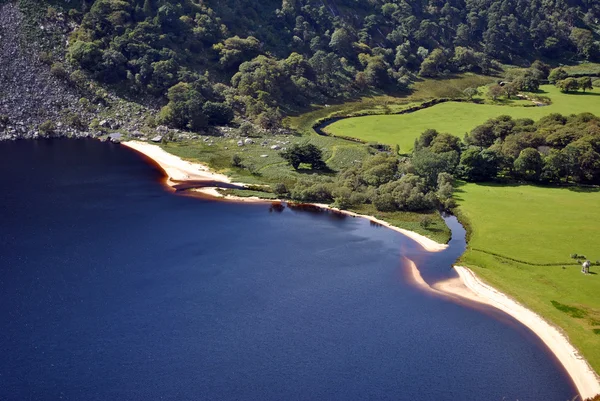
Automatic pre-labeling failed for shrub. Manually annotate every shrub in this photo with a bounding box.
[65,113,85,130]
[39,51,52,65]
[39,120,56,136]
[231,154,243,167]
[273,183,288,197]
[373,193,397,212]
[50,62,68,80]
[420,216,433,228]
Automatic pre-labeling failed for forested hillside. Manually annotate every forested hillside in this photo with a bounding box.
[25,0,600,130]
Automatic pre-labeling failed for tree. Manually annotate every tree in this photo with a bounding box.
[556,78,579,92]
[503,82,519,99]
[214,36,261,69]
[578,77,593,92]
[411,149,459,188]
[419,49,446,77]
[514,148,543,181]
[329,28,353,55]
[463,87,479,100]
[487,84,503,101]
[458,147,501,182]
[548,67,568,84]
[570,28,595,59]
[203,102,234,125]
[231,154,243,167]
[142,0,154,16]
[281,143,327,170]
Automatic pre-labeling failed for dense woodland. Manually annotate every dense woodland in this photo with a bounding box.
[62,0,600,129]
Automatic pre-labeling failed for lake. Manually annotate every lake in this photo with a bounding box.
[0,139,577,400]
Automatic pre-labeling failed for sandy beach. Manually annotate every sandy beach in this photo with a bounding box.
[122,141,233,186]
[121,141,447,252]
[123,139,599,399]
[407,259,600,399]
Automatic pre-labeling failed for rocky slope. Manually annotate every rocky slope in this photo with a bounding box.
[0,2,85,139]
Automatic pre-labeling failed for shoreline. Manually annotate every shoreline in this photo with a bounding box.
[407,259,600,399]
[121,141,447,253]
[122,140,599,399]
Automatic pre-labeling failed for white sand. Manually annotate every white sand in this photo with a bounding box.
[312,204,448,252]
[122,141,448,252]
[122,141,232,186]
[407,259,600,399]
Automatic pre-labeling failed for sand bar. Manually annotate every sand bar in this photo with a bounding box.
[122,141,233,186]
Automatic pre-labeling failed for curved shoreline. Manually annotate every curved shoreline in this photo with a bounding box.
[407,259,600,399]
[122,140,600,399]
[121,141,447,253]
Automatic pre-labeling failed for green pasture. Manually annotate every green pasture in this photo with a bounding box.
[455,182,600,372]
[286,74,495,135]
[324,85,600,152]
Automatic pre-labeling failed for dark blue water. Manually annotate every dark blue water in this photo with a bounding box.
[0,139,577,400]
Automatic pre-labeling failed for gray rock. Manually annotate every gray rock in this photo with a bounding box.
[151,135,163,143]
[270,145,281,150]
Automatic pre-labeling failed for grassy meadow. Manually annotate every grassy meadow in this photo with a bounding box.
[160,132,450,242]
[324,85,600,152]
[286,74,495,135]
[455,182,600,372]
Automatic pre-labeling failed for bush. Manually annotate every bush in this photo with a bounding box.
[50,62,68,80]
[373,193,397,212]
[64,113,85,130]
[39,51,52,65]
[419,216,433,228]
[281,143,327,170]
[39,120,56,136]
[70,70,87,89]
[273,183,289,197]
[231,154,243,167]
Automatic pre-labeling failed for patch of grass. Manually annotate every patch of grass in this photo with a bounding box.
[220,188,279,199]
[286,73,495,136]
[455,182,600,373]
[325,85,600,151]
[593,329,600,335]
[562,62,600,77]
[349,204,451,244]
[551,301,587,319]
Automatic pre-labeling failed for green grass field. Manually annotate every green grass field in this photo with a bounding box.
[455,182,600,372]
[324,86,600,152]
[286,74,494,135]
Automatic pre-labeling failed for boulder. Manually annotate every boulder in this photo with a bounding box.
[270,144,281,150]
[108,133,122,143]
[151,135,163,143]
